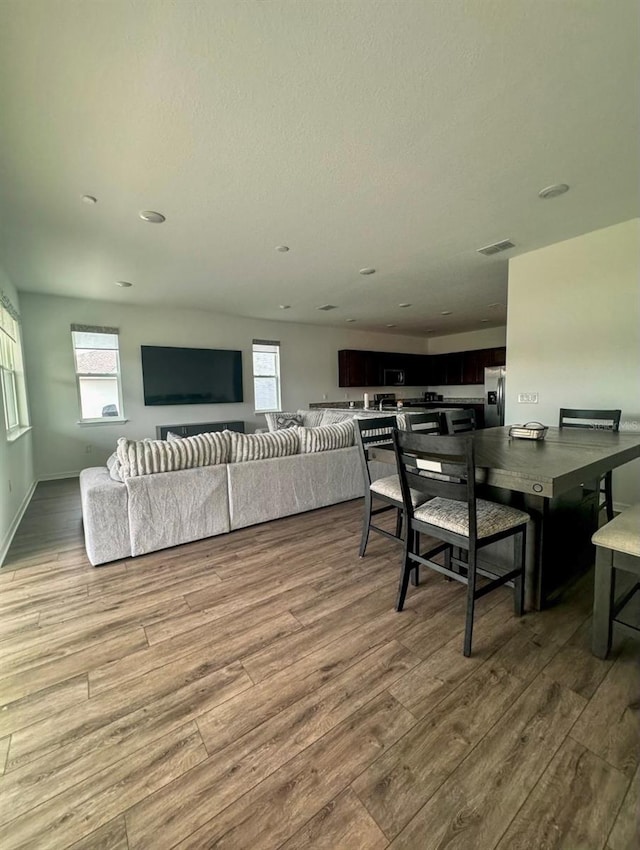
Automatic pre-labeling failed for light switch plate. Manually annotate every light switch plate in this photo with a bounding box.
[518,392,539,403]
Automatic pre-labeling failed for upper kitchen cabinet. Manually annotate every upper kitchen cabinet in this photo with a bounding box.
[462,349,484,384]
[338,349,381,387]
[486,346,506,367]
[402,353,430,386]
[379,351,429,386]
[338,346,505,388]
[430,352,463,386]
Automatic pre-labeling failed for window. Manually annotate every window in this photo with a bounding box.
[252,339,281,412]
[0,300,29,436]
[71,325,124,422]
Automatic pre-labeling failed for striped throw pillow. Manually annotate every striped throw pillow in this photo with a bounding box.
[320,409,356,426]
[116,431,230,478]
[298,420,355,453]
[229,428,300,463]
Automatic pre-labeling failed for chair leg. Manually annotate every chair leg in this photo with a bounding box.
[395,508,403,539]
[514,527,526,617]
[359,490,373,558]
[463,550,476,657]
[592,546,615,659]
[396,527,414,612]
[443,543,452,581]
[411,530,420,586]
[604,472,614,522]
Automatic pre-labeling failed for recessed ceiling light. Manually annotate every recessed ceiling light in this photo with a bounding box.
[359,268,376,275]
[115,280,133,288]
[275,245,290,253]
[279,304,291,310]
[139,210,166,223]
[346,318,356,323]
[81,195,97,205]
[538,183,570,199]
[317,304,337,311]
[441,310,452,316]
[386,324,396,328]
[480,319,489,323]
[399,303,412,308]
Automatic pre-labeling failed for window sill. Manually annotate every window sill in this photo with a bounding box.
[255,410,282,415]
[6,425,33,443]
[77,418,129,427]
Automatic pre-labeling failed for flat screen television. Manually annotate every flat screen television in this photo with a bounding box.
[141,345,243,406]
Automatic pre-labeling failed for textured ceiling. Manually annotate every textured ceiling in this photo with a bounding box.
[0,0,637,336]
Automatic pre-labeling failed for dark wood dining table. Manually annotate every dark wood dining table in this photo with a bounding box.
[370,426,640,609]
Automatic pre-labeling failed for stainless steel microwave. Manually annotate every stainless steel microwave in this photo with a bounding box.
[383,368,405,386]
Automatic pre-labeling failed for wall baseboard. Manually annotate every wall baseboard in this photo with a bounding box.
[0,479,37,567]
[38,471,81,481]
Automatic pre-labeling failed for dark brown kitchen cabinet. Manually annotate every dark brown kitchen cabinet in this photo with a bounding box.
[430,352,463,385]
[403,353,430,386]
[460,347,507,385]
[338,346,505,388]
[462,349,484,384]
[338,350,381,387]
[487,346,506,367]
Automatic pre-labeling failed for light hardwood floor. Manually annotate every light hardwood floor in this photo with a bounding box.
[0,479,638,849]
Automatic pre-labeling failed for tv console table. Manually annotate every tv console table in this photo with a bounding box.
[155,420,244,440]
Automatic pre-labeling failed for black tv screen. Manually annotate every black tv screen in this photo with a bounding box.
[141,345,243,406]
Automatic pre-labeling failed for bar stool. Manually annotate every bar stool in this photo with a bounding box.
[591,502,640,658]
[559,408,621,521]
[445,408,476,434]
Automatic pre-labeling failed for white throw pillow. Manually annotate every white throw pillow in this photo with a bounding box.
[229,429,300,462]
[298,420,355,453]
[116,431,230,478]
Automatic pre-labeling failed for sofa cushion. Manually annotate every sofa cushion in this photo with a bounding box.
[320,409,356,426]
[298,420,355,453]
[106,452,123,482]
[117,431,230,478]
[229,428,299,462]
[276,412,304,430]
[300,409,325,428]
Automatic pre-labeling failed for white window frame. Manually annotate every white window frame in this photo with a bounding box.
[252,339,281,413]
[71,324,126,424]
[1,300,30,439]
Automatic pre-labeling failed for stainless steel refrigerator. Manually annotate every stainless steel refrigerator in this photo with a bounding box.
[484,367,506,428]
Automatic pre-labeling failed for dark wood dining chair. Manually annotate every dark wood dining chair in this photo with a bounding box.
[392,429,529,656]
[445,408,476,434]
[404,411,445,435]
[355,416,436,558]
[559,408,622,521]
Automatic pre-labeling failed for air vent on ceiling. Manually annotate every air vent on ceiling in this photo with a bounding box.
[477,239,515,256]
[317,304,338,311]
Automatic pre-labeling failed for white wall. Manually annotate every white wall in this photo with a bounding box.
[506,218,640,508]
[21,293,434,479]
[0,267,35,564]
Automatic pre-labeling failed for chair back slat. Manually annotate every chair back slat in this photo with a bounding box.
[393,430,477,534]
[404,411,444,435]
[559,408,621,431]
[445,408,476,434]
[355,416,398,485]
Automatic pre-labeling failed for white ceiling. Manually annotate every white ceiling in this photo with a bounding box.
[0,0,637,336]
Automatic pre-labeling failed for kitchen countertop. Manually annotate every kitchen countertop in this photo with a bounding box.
[310,398,483,409]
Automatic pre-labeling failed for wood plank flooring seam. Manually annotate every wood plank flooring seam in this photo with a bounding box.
[159,685,416,850]
[1,734,10,775]
[567,732,638,780]
[348,660,535,842]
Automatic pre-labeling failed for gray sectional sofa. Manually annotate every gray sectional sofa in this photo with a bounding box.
[79,409,390,566]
